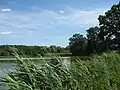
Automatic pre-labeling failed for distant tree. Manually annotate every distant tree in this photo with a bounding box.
[50,45,57,53]
[0,45,70,57]
[98,2,120,50]
[69,34,87,56]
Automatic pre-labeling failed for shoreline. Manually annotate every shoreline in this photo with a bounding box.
[0,57,70,63]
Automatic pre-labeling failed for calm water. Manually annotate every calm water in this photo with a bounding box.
[0,63,16,90]
[0,57,70,90]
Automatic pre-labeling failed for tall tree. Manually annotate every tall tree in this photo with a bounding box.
[98,2,120,50]
[69,34,87,56]
[86,26,100,54]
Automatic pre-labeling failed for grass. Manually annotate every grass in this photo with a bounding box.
[1,52,120,90]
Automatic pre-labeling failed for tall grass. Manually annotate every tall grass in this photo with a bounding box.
[2,52,120,90]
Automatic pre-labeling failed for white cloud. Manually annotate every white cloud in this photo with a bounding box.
[60,10,64,14]
[0,8,108,41]
[0,31,12,35]
[0,7,109,46]
[1,8,11,12]
[0,8,107,30]
[67,8,106,25]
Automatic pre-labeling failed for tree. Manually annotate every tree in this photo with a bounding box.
[98,2,120,50]
[50,45,57,53]
[86,26,101,54]
[69,34,87,56]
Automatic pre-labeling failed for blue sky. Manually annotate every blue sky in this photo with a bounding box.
[0,0,119,46]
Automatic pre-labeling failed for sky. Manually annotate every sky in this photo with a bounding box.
[0,0,119,46]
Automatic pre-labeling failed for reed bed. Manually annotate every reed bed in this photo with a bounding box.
[2,52,120,90]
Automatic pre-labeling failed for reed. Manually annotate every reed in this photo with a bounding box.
[2,52,120,90]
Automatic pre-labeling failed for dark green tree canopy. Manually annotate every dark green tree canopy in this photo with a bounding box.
[69,34,87,56]
[87,26,100,42]
[98,2,120,50]
[69,34,87,46]
[86,27,100,54]
[68,2,120,56]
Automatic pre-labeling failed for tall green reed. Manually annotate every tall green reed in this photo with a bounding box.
[2,52,120,90]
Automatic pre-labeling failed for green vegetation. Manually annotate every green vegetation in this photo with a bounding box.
[0,45,70,57]
[1,52,120,90]
[69,2,120,56]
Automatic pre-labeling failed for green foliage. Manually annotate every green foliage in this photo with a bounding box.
[0,45,70,57]
[69,2,120,56]
[98,2,120,50]
[69,34,87,56]
[2,52,120,90]
[86,26,100,54]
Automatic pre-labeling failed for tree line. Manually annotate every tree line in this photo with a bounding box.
[69,2,120,56]
[0,45,70,57]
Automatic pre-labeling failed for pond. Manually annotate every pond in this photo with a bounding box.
[0,57,70,90]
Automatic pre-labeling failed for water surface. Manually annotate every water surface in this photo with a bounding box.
[0,62,16,90]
